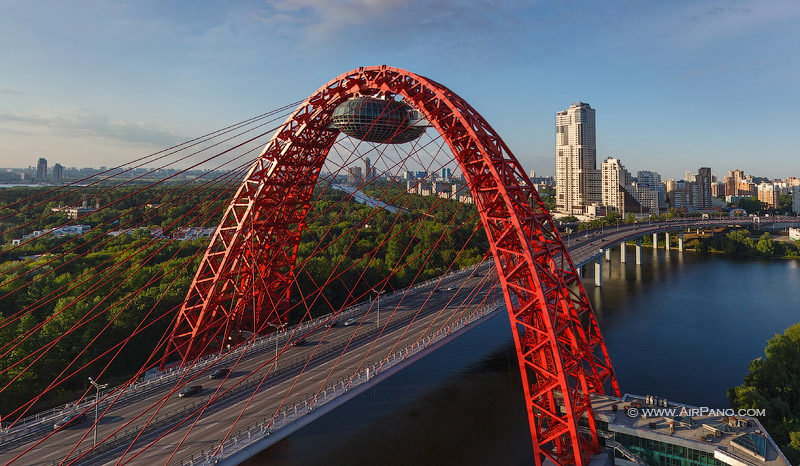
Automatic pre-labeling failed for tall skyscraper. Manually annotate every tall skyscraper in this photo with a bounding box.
[37,158,48,181]
[555,102,598,214]
[364,157,371,182]
[792,185,800,214]
[696,167,712,209]
[53,163,63,183]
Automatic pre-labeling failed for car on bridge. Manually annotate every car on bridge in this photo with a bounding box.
[343,318,357,326]
[53,412,87,430]
[178,385,203,398]
[208,368,230,379]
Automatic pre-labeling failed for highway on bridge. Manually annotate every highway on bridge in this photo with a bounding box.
[0,217,778,466]
[1,262,501,466]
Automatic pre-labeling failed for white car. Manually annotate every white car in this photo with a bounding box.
[343,318,357,326]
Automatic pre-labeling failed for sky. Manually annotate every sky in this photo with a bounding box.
[0,0,798,180]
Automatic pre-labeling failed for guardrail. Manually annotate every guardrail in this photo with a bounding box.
[172,298,506,466]
[55,289,502,465]
[1,260,493,446]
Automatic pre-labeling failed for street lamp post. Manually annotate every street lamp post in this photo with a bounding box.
[267,322,283,357]
[87,377,108,447]
[372,290,381,329]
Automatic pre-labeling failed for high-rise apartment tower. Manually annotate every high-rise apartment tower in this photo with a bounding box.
[556,102,599,214]
[37,158,48,181]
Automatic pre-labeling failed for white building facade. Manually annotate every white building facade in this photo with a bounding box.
[556,102,599,214]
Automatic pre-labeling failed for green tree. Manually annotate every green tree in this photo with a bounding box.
[729,322,800,465]
[737,197,763,214]
[756,232,775,256]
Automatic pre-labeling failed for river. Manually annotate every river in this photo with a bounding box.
[247,249,800,465]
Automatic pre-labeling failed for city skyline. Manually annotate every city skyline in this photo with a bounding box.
[0,1,799,180]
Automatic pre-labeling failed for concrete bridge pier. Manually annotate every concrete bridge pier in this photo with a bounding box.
[666,232,671,250]
[577,266,583,279]
[678,230,684,252]
[652,233,658,249]
[635,238,642,264]
[620,242,626,263]
[605,248,611,262]
[594,259,602,287]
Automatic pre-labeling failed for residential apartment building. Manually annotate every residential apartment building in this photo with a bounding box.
[793,185,800,214]
[757,183,780,209]
[555,102,599,214]
[636,170,665,207]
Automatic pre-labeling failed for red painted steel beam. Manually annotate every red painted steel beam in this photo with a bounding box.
[163,65,619,466]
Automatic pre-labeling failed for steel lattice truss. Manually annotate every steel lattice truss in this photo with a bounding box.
[163,65,620,466]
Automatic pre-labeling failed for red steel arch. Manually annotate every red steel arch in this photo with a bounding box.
[164,65,619,466]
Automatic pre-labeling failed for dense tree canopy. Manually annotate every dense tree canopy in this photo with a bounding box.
[696,229,800,259]
[0,183,488,417]
[729,322,800,464]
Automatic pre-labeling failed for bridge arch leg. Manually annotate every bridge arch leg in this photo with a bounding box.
[162,66,619,466]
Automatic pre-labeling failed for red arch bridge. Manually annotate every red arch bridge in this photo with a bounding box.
[0,66,779,466]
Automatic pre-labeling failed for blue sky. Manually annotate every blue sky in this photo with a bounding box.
[0,0,798,180]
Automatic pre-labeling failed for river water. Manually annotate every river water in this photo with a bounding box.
[247,249,800,465]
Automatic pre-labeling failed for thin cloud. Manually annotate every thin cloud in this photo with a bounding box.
[665,0,800,45]
[0,106,186,147]
[189,0,539,66]
[0,87,22,95]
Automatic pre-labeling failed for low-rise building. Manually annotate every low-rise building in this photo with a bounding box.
[12,225,90,245]
[586,393,791,466]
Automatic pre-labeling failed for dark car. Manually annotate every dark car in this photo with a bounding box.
[54,412,87,430]
[208,368,230,380]
[293,338,307,346]
[178,385,203,398]
[325,320,338,328]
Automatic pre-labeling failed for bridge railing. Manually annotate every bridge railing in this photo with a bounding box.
[172,297,507,466]
[2,261,493,452]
